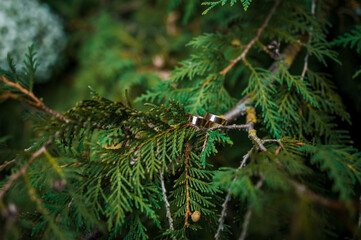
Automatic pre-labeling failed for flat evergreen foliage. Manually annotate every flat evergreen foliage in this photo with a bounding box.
[202,0,253,14]
[1,0,361,239]
[333,25,361,78]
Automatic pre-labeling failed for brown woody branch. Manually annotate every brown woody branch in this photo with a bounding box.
[219,0,281,76]
[208,123,250,131]
[0,76,69,123]
[291,180,346,212]
[0,159,16,172]
[184,141,191,227]
[0,137,54,200]
[222,95,251,124]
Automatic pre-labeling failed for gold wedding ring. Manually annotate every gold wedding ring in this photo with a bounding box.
[188,114,207,128]
[204,113,227,127]
[188,113,227,128]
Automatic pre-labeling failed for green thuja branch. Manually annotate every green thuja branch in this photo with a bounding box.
[202,0,253,15]
[1,1,361,239]
[332,25,361,78]
[333,25,361,53]
[1,46,232,237]
[169,138,222,239]
[0,47,69,123]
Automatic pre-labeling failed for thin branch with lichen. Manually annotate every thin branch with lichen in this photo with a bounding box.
[159,170,174,232]
[209,121,267,151]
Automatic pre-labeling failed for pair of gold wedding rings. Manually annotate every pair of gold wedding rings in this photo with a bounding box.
[188,113,227,128]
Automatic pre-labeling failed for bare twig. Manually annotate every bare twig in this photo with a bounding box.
[0,138,53,199]
[236,133,268,240]
[159,170,174,232]
[239,207,253,240]
[219,0,281,75]
[212,124,266,151]
[215,148,253,240]
[262,139,281,143]
[238,178,264,240]
[291,180,346,212]
[215,192,232,240]
[185,141,191,227]
[223,95,251,124]
[208,122,267,151]
[0,159,15,172]
[300,0,316,80]
[0,76,69,123]
[209,123,251,131]
[201,132,209,153]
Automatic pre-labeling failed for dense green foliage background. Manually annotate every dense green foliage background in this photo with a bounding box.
[1,0,361,239]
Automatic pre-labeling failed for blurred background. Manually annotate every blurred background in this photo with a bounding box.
[0,0,361,151]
